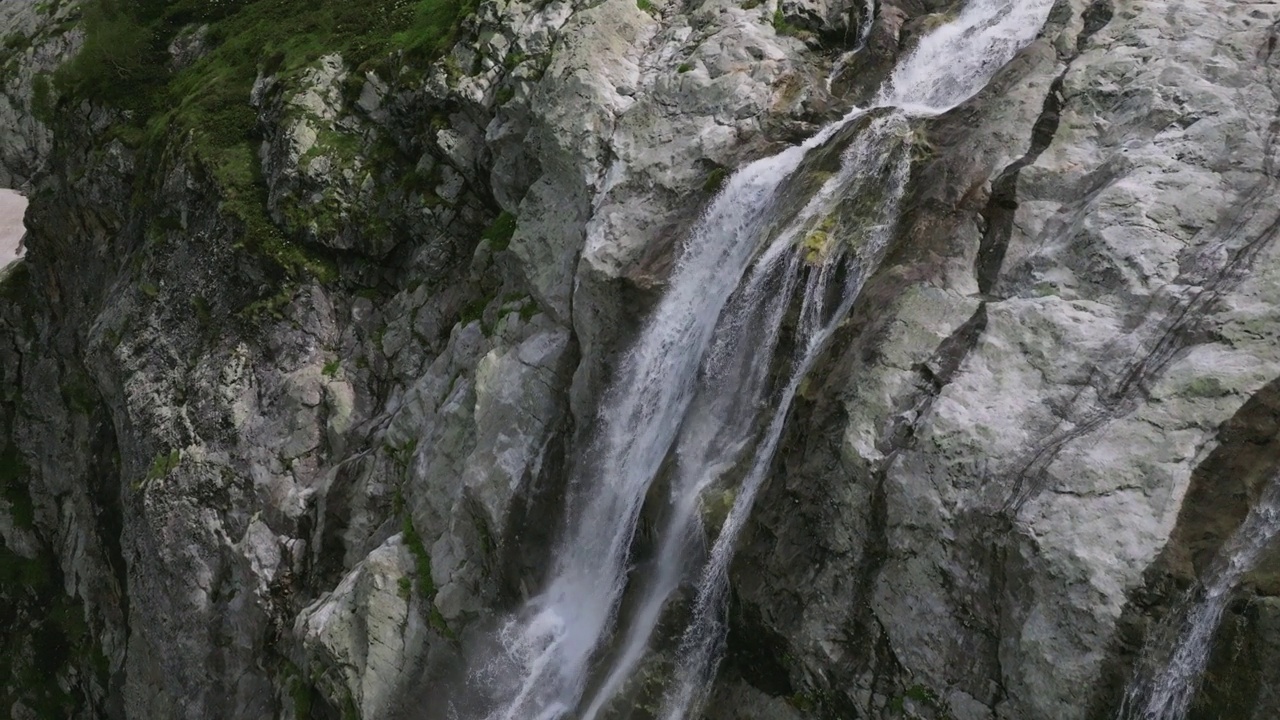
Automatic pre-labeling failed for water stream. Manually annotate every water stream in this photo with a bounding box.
[465,2,1057,718]
[828,0,878,86]
[1118,474,1280,720]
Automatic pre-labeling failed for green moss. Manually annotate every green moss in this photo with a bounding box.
[30,73,55,123]
[52,0,168,112]
[787,692,817,712]
[282,659,317,720]
[904,684,937,704]
[387,437,418,468]
[772,8,797,35]
[53,0,476,284]
[636,0,658,13]
[190,295,213,325]
[401,515,435,597]
[801,214,838,264]
[699,487,736,533]
[136,448,181,489]
[429,605,453,637]
[677,61,693,73]
[458,295,490,330]
[0,447,34,530]
[888,683,944,716]
[322,359,341,377]
[341,692,360,720]
[499,292,540,323]
[702,166,729,194]
[481,210,518,251]
[503,51,527,69]
[238,286,299,322]
[0,553,86,716]
[401,512,456,639]
[2,31,30,54]
[1184,376,1229,399]
[60,372,99,416]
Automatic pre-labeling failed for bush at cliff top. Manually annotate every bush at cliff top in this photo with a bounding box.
[53,0,476,280]
[57,0,476,111]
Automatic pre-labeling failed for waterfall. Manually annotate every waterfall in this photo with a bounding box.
[472,113,834,720]
[655,114,912,720]
[1118,475,1280,720]
[579,111,912,720]
[466,2,1057,718]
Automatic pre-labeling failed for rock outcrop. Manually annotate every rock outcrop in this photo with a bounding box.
[4,0,1280,718]
[729,1,1280,718]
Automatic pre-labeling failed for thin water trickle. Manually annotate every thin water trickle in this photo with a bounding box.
[1118,475,1280,720]
[463,2,1057,718]
[826,0,877,91]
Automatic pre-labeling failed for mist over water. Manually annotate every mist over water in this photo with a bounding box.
[455,2,1059,718]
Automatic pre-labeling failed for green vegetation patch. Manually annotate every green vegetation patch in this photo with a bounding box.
[0,447,34,530]
[702,166,728,194]
[401,513,455,637]
[772,8,798,35]
[135,448,181,490]
[481,210,518,252]
[51,0,480,282]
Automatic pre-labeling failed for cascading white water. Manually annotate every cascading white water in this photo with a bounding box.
[657,114,913,720]
[469,2,1057,718]
[859,0,876,47]
[474,120,834,720]
[1118,475,1280,720]
[577,112,910,720]
[648,6,1059,717]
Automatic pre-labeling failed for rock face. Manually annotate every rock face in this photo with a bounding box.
[0,190,23,268]
[4,0,1280,718]
[729,1,1280,718]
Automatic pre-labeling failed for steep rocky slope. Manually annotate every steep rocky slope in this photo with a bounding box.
[3,0,1280,718]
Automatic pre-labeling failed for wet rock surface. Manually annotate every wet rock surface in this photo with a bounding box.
[3,0,1280,718]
